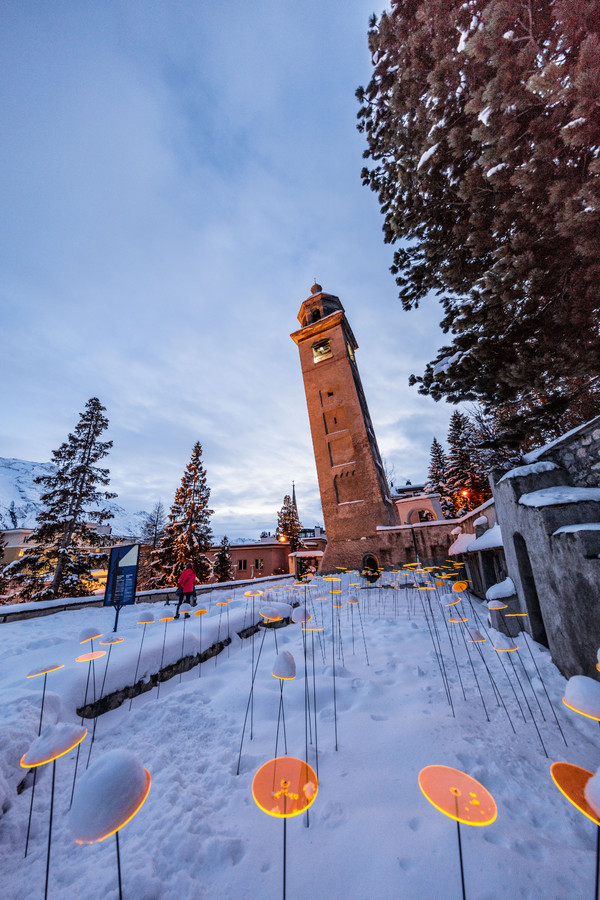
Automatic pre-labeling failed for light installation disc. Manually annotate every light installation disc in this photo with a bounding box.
[419,765,497,826]
[252,756,318,818]
[551,762,600,826]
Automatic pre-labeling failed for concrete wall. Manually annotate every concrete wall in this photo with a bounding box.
[493,420,600,678]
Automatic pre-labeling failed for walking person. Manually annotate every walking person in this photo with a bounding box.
[174,561,197,618]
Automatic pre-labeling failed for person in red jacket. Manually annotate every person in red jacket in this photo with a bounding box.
[174,562,197,618]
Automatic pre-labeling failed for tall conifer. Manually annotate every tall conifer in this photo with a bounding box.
[11,398,115,600]
[424,437,453,517]
[213,536,234,583]
[446,412,491,515]
[153,443,213,585]
[276,495,303,553]
[357,1,600,447]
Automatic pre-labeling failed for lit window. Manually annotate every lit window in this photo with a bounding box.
[313,340,332,363]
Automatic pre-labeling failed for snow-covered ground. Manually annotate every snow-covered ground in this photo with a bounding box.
[1,571,599,899]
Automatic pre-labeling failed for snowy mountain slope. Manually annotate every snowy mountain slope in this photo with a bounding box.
[0,457,148,537]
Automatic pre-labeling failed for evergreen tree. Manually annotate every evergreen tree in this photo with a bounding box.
[424,437,454,517]
[213,536,234,583]
[276,495,303,553]
[152,442,214,585]
[11,398,115,600]
[446,411,491,516]
[357,1,600,448]
[0,530,8,597]
[140,501,166,548]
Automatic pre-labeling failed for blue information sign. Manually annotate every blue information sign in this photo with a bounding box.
[104,544,140,610]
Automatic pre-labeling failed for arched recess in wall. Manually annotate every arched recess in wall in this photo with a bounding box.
[361,553,380,583]
[406,507,435,525]
[513,532,549,648]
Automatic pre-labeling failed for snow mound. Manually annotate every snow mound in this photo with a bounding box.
[564,676,600,719]
[584,768,600,818]
[272,651,296,680]
[22,723,87,766]
[519,487,600,507]
[554,523,600,536]
[70,749,149,843]
[498,461,560,482]
[486,578,516,601]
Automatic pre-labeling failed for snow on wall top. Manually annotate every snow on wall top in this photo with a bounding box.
[553,523,600,535]
[467,523,502,551]
[519,487,600,508]
[498,461,560,482]
[486,577,515,601]
[523,415,600,463]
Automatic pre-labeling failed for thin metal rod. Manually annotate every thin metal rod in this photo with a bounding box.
[44,761,56,900]
[129,625,147,710]
[456,819,466,900]
[116,830,123,900]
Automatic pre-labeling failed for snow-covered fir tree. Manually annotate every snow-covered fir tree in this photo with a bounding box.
[276,495,303,553]
[445,411,491,516]
[9,397,115,600]
[424,437,454,517]
[212,536,234,583]
[152,442,213,585]
[0,531,8,596]
[357,0,600,448]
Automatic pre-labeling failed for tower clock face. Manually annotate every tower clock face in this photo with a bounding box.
[347,342,355,363]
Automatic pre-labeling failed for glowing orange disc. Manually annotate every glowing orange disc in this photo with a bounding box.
[551,762,600,826]
[419,765,497,826]
[452,581,469,593]
[216,601,228,607]
[449,617,468,624]
[505,612,528,618]
[322,576,341,582]
[21,723,87,768]
[99,636,124,645]
[444,599,461,607]
[71,750,151,843]
[252,757,318,818]
[27,664,64,678]
[194,609,207,616]
[245,590,263,597]
[562,697,600,721]
[159,615,174,622]
[76,651,106,662]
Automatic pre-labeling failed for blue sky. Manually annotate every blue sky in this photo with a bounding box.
[1,1,455,538]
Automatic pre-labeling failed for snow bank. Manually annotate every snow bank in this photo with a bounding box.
[486,578,516,601]
[553,523,600,535]
[519,487,600,507]
[467,523,502,551]
[499,461,560,482]
[564,675,600,719]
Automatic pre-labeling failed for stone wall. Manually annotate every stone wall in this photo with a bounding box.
[493,417,600,678]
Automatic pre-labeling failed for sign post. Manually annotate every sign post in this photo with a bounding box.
[104,544,140,632]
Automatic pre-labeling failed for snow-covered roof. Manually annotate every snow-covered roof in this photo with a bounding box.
[486,577,515,601]
[288,550,324,558]
[519,487,600,508]
[448,524,503,555]
[447,532,473,556]
[466,524,503,552]
[498,461,560,482]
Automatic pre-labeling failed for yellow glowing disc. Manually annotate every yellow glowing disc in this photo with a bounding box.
[452,581,469,592]
[99,637,124,645]
[245,590,263,597]
[252,757,318,818]
[216,601,228,607]
[551,762,600,826]
[419,765,497,826]
[194,608,207,616]
[449,617,468,624]
[159,615,174,622]
[76,651,106,662]
[444,599,461,607]
[562,697,600,721]
[21,724,87,768]
[27,664,65,678]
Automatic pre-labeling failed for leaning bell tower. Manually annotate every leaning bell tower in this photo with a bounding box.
[291,284,400,571]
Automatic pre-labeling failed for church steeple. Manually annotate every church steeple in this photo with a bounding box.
[291,286,399,571]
